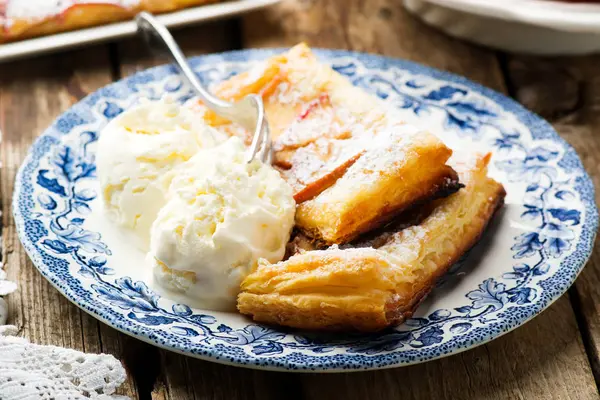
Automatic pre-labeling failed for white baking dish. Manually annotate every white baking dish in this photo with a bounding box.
[404,0,600,55]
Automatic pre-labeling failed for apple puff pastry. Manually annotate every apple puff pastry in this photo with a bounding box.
[294,129,460,244]
[203,44,461,244]
[237,153,505,332]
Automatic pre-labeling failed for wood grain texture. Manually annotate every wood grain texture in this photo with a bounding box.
[239,1,599,399]
[503,54,600,386]
[0,45,139,398]
[296,297,594,400]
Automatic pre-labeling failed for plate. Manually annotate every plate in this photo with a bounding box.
[14,49,598,371]
[404,0,600,55]
[0,0,279,63]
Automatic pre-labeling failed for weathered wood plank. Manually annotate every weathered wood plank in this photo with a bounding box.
[0,45,138,398]
[294,297,594,400]
[239,1,599,399]
[503,54,600,385]
[151,350,305,400]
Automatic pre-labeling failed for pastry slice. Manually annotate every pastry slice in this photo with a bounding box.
[201,44,461,243]
[207,44,457,196]
[294,130,461,244]
[239,247,407,332]
[238,153,505,332]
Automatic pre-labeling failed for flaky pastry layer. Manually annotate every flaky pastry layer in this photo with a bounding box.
[238,154,506,332]
[295,131,460,244]
[203,44,460,244]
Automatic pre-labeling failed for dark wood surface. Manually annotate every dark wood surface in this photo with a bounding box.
[1,1,600,398]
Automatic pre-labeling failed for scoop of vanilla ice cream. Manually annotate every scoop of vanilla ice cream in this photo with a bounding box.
[150,136,296,310]
[97,99,225,246]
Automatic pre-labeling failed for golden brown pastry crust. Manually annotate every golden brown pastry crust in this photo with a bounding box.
[238,249,407,331]
[0,0,220,43]
[238,154,506,332]
[294,131,461,244]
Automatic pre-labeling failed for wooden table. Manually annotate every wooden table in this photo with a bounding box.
[2,1,600,399]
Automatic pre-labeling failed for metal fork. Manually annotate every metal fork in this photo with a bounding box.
[135,12,271,164]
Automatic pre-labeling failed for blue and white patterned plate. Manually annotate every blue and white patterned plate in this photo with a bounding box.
[14,49,598,372]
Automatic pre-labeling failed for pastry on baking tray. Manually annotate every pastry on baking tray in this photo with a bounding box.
[203,44,461,245]
[237,153,506,332]
[0,0,219,43]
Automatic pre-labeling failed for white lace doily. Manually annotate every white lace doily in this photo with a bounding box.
[0,335,128,400]
[0,208,130,399]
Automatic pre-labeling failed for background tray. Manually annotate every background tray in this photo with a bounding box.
[0,0,279,63]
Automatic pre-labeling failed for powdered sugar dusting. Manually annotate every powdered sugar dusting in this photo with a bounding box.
[183,99,251,143]
[275,97,339,151]
[244,61,269,86]
[271,80,303,105]
[343,131,413,181]
[304,130,420,207]
[277,94,429,203]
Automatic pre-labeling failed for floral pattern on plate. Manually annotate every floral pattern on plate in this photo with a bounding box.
[14,49,598,371]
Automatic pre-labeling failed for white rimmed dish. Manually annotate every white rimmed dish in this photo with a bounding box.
[404,0,600,55]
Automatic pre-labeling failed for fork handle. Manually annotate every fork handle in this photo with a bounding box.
[135,12,232,113]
